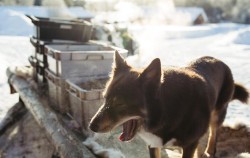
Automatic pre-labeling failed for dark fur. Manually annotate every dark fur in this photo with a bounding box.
[90,52,249,158]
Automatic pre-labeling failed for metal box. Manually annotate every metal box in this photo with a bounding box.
[66,77,108,130]
[45,42,128,78]
[27,15,93,42]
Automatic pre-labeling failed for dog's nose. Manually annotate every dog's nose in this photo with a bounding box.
[89,120,111,133]
[89,122,99,132]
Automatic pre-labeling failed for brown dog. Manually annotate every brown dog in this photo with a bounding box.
[89,51,249,158]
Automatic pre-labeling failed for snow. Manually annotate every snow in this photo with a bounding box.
[0,9,33,36]
[0,5,250,157]
[0,36,33,120]
[83,137,125,158]
[176,7,208,22]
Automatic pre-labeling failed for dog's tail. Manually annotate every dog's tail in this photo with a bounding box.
[232,83,249,104]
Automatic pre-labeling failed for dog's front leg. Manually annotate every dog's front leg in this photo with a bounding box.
[148,146,161,158]
[182,140,198,158]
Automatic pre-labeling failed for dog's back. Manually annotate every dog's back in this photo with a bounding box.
[188,56,248,109]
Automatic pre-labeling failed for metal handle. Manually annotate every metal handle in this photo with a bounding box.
[44,47,54,57]
[37,66,44,75]
[26,15,39,24]
[28,56,37,67]
[29,37,37,46]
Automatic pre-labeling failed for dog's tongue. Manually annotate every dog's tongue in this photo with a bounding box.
[119,119,137,142]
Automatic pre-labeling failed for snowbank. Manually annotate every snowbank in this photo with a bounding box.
[0,36,32,120]
[233,29,250,45]
[0,9,33,36]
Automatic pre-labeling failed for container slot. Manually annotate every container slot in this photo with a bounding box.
[86,55,104,60]
[60,25,72,29]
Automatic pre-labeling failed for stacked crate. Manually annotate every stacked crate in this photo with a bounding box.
[28,15,128,132]
[29,37,82,84]
[44,42,127,127]
[66,77,108,130]
[28,15,92,85]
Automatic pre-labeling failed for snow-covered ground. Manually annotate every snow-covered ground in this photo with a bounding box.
[0,36,33,120]
[0,5,250,137]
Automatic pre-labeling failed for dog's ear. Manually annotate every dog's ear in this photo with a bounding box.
[140,58,161,84]
[112,50,130,73]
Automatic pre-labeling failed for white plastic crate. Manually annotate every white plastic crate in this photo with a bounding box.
[66,77,108,130]
[30,37,83,64]
[45,41,128,78]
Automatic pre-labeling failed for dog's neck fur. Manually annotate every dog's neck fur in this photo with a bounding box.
[143,85,164,132]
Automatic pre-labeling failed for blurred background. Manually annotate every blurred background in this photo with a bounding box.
[1,0,250,24]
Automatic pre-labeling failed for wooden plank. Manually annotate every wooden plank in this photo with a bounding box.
[6,69,96,158]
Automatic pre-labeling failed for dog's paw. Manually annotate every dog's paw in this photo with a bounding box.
[201,152,214,158]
